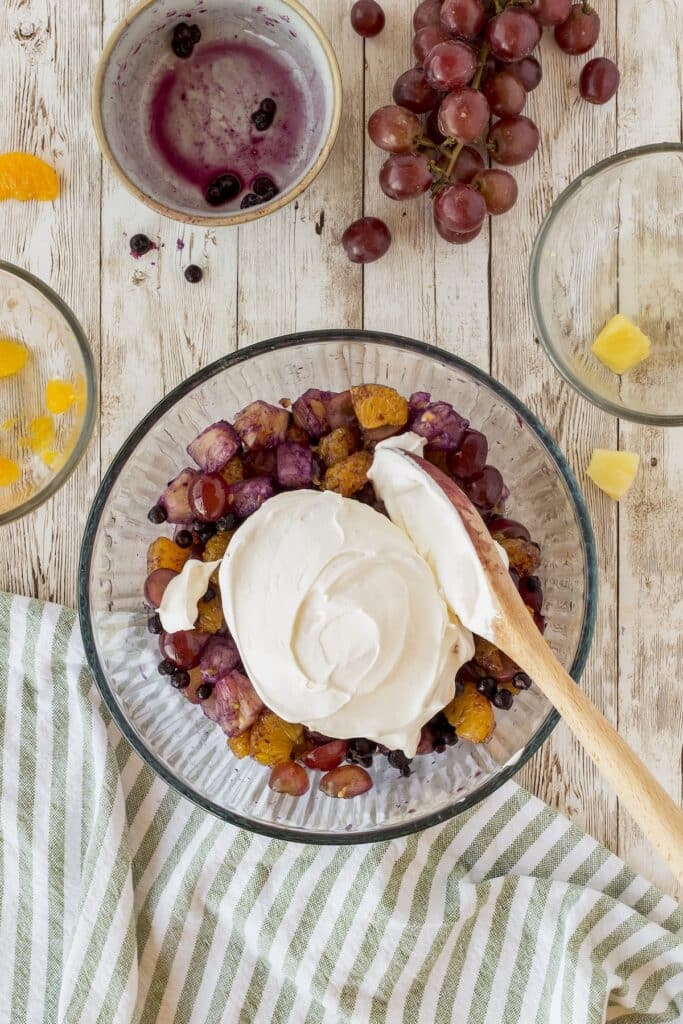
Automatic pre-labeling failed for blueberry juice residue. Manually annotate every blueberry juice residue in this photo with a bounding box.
[148,37,313,209]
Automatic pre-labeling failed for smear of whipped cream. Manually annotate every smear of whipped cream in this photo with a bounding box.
[158,558,221,634]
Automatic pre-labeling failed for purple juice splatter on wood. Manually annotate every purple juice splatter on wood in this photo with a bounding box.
[148,37,313,207]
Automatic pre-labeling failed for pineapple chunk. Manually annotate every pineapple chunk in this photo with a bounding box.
[587,449,640,501]
[591,314,651,374]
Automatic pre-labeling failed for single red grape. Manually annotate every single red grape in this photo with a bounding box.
[464,465,504,510]
[529,0,571,26]
[451,144,485,182]
[433,183,487,238]
[351,0,385,36]
[379,153,433,200]
[449,428,488,477]
[342,217,391,263]
[579,57,619,104]
[160,629,210,669]
[472,169,518,214]
[393,68,440,113]
[488,115,539,165]
[486,9,541,62]
[413,24,450,63]
[506,56,542,92]
[440,0,486,39]
[487,516,531,541]
[413,0,443,31]
[554,3,600,54]
[435,220,483,244]
[424,40,477,91]
[189,473,230,521]
[438,87,490,142]
[368,104,422,152]
[483,70,526,116]
[144,569,178,609]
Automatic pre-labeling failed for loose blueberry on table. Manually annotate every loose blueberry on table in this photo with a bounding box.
[143,384,546,800]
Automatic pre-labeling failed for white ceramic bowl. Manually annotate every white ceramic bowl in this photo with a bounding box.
[93,0,341,225]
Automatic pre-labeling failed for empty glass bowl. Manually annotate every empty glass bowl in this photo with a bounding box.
[530,144,683,425]
[79,332,597,843]
[0,262,97,525]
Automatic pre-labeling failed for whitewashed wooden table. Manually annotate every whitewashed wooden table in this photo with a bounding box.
[1,0,681,899]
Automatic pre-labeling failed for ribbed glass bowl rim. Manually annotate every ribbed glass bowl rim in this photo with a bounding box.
[529,142,683,427]
[0,261,98,526]
[78,330,598,844]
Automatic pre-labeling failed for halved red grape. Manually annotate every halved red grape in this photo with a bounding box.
[440,0,485,39]
[379,153,433,200]
[488,115,539,165]
[472,168,518,214]
[304,740,348,771]
[433,183,486,240]
[483,71,526,116]
[368,104,422,153]
[464,465,504,510]
[506,56,542,92]
[579,57,619,104]
[554,3,600,54]
[486,9,541,62]
[269,762,310,796]
[424,40,477,91]
[320,765,373,798]
[413,24,450,63]
[438,87,490,143]
[342,217,391,263]
[144,568,178,609]
[350,0,385,37]
[487,516,531,541]
[529,0,571,26]
[160,628,211,669]
[189,473,230,521]
[451,144,485,183]
[392,68,440,113]
[413,0,443,31]
[449,428,488,477]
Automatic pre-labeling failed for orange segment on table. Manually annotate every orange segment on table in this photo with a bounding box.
[0,456,20,487]
[0,338,29,378]
[0,153,59,202]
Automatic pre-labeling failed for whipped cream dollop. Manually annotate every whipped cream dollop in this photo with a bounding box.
[219,488,474,756]
[159,558,221,633]
[368,433,505,639]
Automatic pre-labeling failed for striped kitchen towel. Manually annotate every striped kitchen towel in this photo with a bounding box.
[0,593,682,1024]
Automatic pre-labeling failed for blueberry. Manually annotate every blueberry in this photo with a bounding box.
[252,175,279,200]
[147,504,167,524]
[476,676,497,699]
[454,678,464,695]
[175,529,193,548]
[205,172,242,206]
[216,513,237,532]
[240,192,262,209]
[171,670,191,689]
[197,683,214,701]
[172,22,201,58]
[158,659,176,676]
[260,97,276,115]
[493,688,514,710]
[250,100,276,131]
[512,671,532,690]
[387,750,412,777]
[130,233,153,256]
[184,264,203,283]
[147,613,162,635]
[202,587,216,603]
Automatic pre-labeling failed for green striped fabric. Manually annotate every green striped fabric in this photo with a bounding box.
[1,593,682,1024]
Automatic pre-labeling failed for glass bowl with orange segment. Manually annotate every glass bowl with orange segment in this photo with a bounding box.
[0,262,97,525]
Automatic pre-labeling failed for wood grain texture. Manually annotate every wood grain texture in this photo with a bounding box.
[0,0,681,898]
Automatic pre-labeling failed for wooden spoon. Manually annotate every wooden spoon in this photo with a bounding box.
[409,454,683,884]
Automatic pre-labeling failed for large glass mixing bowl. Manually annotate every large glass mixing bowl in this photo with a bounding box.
[79,332,597,843]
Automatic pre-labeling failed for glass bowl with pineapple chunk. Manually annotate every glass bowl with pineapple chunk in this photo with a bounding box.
[529,143,683,426]
[79,331,597,843]
[0,262,97,525]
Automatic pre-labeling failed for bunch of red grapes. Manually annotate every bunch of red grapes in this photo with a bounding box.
[348,0,618,255]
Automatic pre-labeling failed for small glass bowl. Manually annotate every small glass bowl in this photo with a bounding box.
[529,143,683,426]
[0,262,97,525]
[79,332,597,843]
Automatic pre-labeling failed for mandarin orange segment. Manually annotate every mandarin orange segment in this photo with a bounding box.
[25,415,55,454]
[0,456,20,486]
[46,378,77,414]
[0,153,59,201]
[443,680,495,744]
[228,730,252,759]
[202,531,233,562]
[250,711,303,766]
[196,593,224,634]
[317,426,361,468]
[146,536,191,575]
[0,338,29,378]
[350,384,409,431]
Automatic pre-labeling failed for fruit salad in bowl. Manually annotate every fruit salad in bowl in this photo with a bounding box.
[79,332,596,842]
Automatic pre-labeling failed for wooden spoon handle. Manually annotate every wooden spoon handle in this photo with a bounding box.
[506,630,683,883]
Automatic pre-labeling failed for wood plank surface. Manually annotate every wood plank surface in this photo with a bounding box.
[0,0,680,899]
